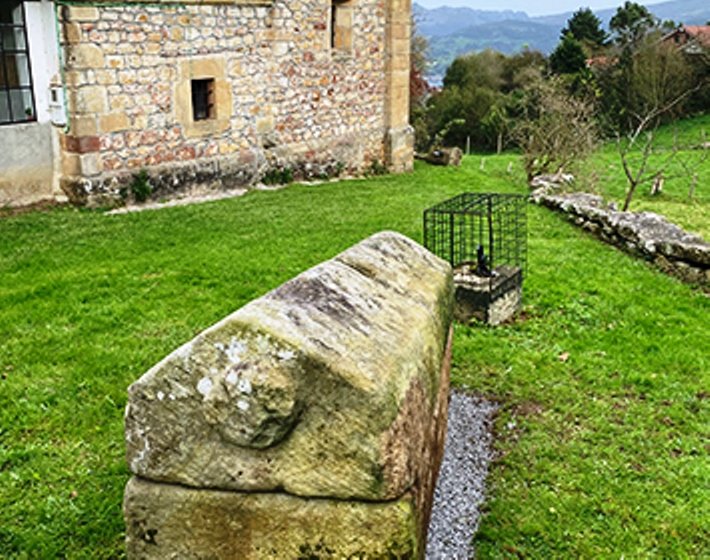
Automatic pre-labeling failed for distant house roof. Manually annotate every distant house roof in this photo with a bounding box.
[661,25,710,53]
[585,55,617,69]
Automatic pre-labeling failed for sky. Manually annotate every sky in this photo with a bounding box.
[414,0,670,17]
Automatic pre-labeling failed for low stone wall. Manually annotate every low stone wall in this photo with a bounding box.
[534,191,710,287]
[123,231,453,558]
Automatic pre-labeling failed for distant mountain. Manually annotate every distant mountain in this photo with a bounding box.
[534,0,710,27]
[418,0,710,81]
[426,20,559,77]
[413,4,529,37]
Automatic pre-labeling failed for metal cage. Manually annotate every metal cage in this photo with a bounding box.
[423,193,528,322]
[423,192,527,271]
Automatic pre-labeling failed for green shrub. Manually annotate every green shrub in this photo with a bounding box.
[262,167,294,185]
[366,159,388,176]
[129,170,152,203]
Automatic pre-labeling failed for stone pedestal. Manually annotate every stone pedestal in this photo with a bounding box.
[123,232,453,559]
[453,264,522,325]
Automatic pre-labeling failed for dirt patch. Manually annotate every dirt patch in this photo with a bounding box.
[0,199,67,219]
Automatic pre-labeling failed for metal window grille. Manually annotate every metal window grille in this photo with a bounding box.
[191,78,215,121]
[0,1,36,125]
[423,192,528,275]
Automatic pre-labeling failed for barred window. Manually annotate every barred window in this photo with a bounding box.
[191,78,215,121]
[0,1,35,125]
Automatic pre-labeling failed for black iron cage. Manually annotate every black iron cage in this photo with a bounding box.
[423,193,527,272]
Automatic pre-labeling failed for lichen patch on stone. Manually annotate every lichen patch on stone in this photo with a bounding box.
[196,377,213,398]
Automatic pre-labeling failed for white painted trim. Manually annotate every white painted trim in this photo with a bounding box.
[24,0,62,124]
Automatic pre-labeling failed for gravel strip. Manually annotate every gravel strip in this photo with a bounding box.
[426,390,498,559]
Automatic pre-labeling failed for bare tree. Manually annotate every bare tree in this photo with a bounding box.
[616,89,705,211]
[511,76,598,183]
[675,131,707,201]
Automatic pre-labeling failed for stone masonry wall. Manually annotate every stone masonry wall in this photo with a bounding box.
[534,191,710,288]
[59,1,405,206]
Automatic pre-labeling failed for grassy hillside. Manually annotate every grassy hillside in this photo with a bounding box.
[1,153,708,557]
[582,113,710,239]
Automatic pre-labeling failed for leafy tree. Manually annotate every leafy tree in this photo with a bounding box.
[660,19,678,33]
[597,34,696,133]
[422,49,548,153]
[609,1,657,47]
[561,8,607,51]
[427,83,501,149]
[501,49,547,92]
[550,33,587,74]
[442,49,505,91]
[427,50,508,150]
[410,16,431,151]
[625,39,693,121]
[481,97,513,154]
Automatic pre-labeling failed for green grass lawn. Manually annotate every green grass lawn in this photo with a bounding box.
[1,151,708,558]
[580,113,710,239]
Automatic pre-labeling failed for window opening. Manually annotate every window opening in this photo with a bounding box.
[330,1,352,52]
[330,2,337,49]
[191,78,215,121]
[0,1,36,125]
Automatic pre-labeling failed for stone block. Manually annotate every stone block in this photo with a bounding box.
[63,70,82,88]
[61,152,81,176]
[386,78,410,127]
[62,135,101,154]
[73,86,107,114]
[65,6,99,22]
[124,232,453,558]
[63,22,82,44]
[69,44,105,69]
[79,153,102,177]
[124,477,419,559]
[453,265,523,325]
[255,116,274,134]
[386,125,414,172]
[390,21,411,41]
[61,152,102,179]
[69,116,98,136]
[99,113,129,133]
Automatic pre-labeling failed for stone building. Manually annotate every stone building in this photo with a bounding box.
[0,0,413,207]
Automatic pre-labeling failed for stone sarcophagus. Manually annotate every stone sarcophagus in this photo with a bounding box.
[123,231,453,558]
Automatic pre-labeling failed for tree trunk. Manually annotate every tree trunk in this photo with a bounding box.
[622,181,638,211]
